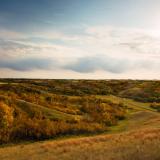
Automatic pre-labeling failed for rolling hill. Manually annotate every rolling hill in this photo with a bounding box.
[0,79,159,160]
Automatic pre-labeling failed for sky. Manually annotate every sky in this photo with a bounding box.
[0,0,160,79]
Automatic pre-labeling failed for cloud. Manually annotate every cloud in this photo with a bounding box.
[0,25,160,78]
[0,58,55,71]
[0,28,26,39]
[65,56,127,73]
[65,55,160,74]
[0,54,159,74]
[85,26,160,57]
[0,39,44,60]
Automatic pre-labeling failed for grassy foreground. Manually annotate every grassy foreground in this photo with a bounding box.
[0,128,160,160]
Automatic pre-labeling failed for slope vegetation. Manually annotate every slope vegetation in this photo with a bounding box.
[0,79,159,160]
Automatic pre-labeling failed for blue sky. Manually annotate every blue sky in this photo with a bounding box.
[0,0,160,79]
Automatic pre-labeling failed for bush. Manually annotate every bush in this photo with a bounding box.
[0,102,14,143]
[11,118,105,141]
[150,103,160,112]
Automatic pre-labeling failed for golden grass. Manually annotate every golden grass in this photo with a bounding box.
[0,127,160,160]
[97,95,155,111]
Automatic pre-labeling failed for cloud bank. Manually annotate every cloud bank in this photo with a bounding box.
[0,26,160,79]
[0,58,54,71]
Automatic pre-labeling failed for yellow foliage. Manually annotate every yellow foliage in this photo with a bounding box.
[0,102,13,129]
[0,102,14,143]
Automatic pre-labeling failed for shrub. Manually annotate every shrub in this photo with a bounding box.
[150,103,160,112]
[0,102,14,143]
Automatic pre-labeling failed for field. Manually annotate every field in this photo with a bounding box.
[0,79,160,160]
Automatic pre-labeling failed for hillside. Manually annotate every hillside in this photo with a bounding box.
[0,79,160,160]
[1,128,160,160]
[1,79,160,102]
[0,107,160,160]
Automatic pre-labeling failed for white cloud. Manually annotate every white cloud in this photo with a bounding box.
[0,25,160,79]
[85,26,160,58]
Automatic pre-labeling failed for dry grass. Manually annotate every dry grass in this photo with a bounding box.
[0,127,160,160]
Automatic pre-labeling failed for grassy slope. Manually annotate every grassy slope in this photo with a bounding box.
[1,128,160,160]
[97,95,159,133]
[0,94,82,121]
[16,99,82,121]
[0,95,160,160]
